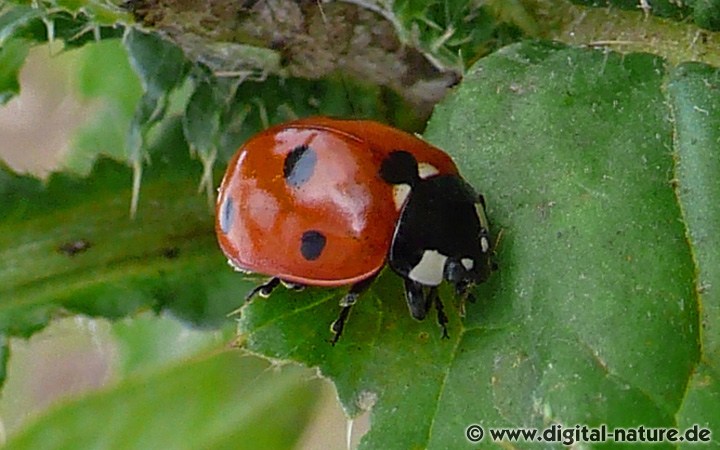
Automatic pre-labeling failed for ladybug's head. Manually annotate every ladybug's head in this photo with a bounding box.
[385,152,493,304]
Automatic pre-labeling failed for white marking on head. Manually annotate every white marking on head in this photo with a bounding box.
[461,258,474,270]
[481,236,490,253]
[408,250,448,286]
[418,163,439,179]
[392,184,411,210]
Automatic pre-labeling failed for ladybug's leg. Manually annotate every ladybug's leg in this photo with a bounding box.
[244,277,281,302]
[339,274,377,307]
[404,279,432,321]
[429,288,449,339]
[330,306,352,346]
[331,275,378,345]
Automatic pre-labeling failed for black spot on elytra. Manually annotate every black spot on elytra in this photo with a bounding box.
[284,145,317,188]
[379,150,419,186]
[300,230,326,261]
[220,196,235,234]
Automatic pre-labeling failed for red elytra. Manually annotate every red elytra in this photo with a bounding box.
[215,117,459,286]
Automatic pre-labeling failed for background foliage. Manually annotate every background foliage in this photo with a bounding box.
[1,0,719,448]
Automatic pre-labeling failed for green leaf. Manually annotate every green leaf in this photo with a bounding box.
[1,3,124,48]
[52,0,133,26]
[693,0,720,30]
[111,313,234,377]
[0,117,252,339]
[64,38,144,174]
[237,41,717,448]
[392,0,526,69]
[182,77,229,204]
[123,28,190,215]
[124,28,189,157]
[667,61,720,439]
[570,0,720,31]
[667,62,720,363]
[4,350,321,450]
[0,38,29,105]
[74,38,143,111]
[0,5,42,47]
[184,78,224,160]
[125,29,188,106]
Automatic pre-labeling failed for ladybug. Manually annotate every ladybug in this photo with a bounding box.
[216,117,492,343]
